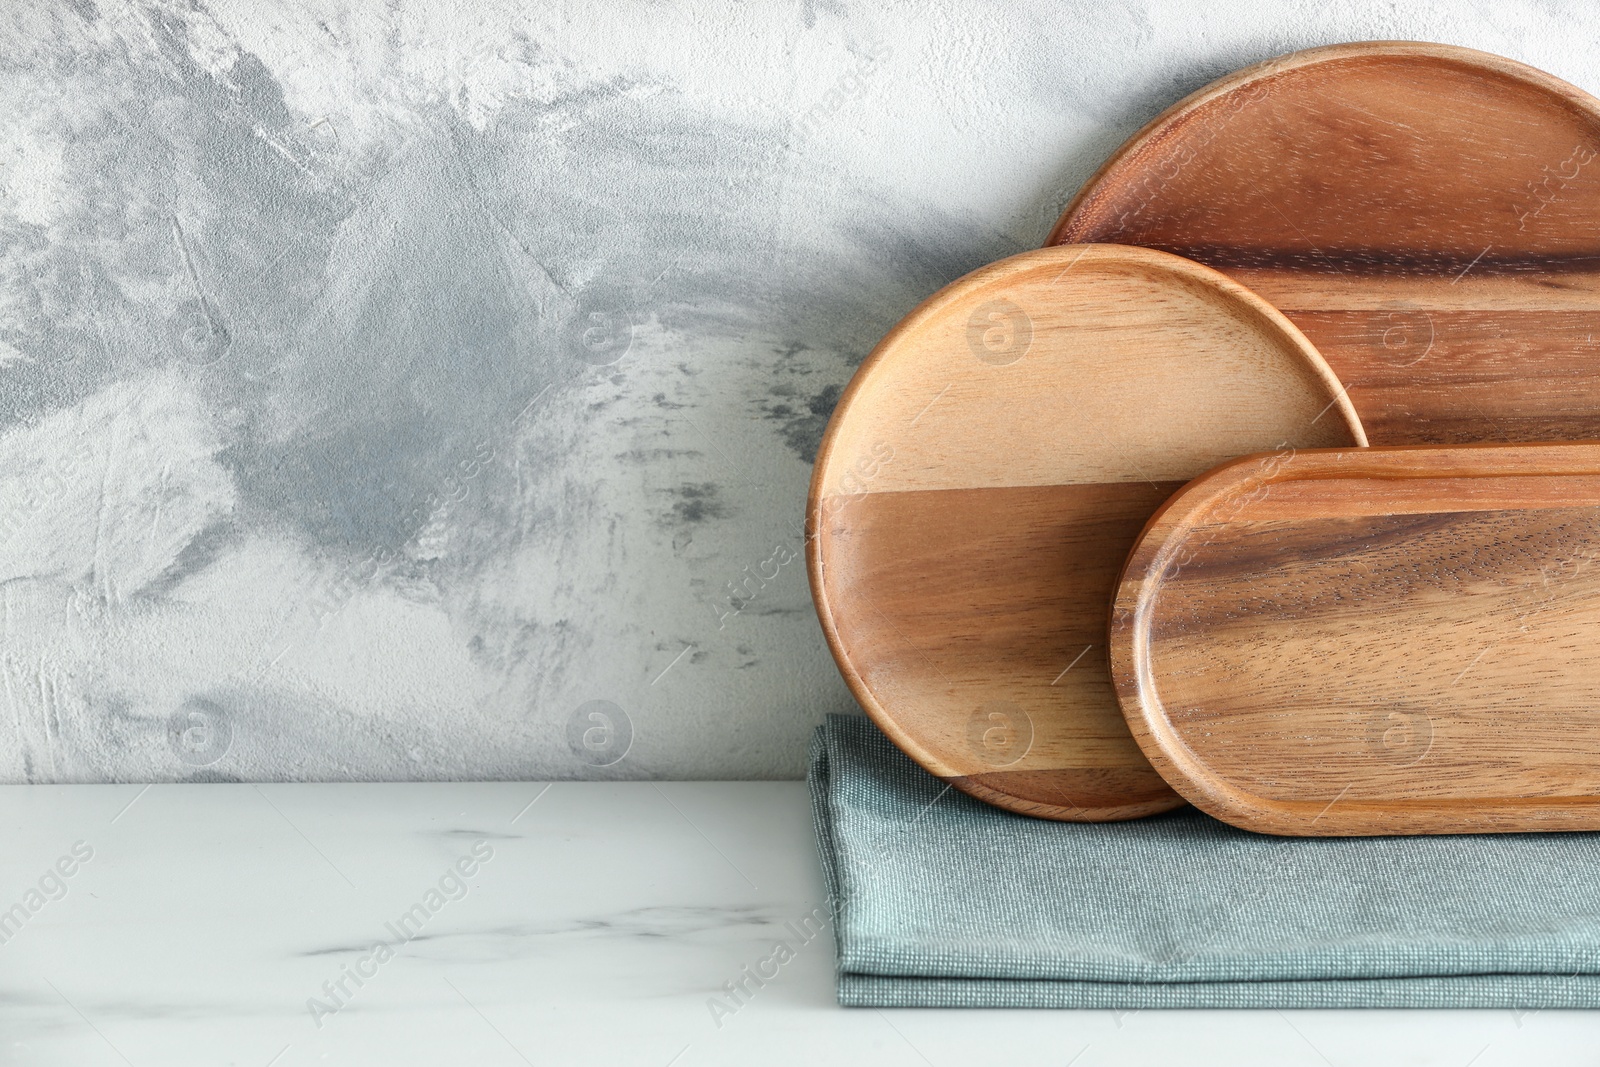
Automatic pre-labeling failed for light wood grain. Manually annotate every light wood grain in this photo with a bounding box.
[808,244,1365,821]
[1049,41,1600,445]
[1113,441,1600,836]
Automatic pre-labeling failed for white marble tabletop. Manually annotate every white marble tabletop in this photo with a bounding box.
[0,781,1595,1065]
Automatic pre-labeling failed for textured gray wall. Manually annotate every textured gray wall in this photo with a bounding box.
[3,0,1598,782]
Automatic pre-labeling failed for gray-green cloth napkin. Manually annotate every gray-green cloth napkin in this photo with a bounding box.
[808,713,1600,1008]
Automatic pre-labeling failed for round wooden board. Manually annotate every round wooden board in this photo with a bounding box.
[1113,441,1600,836]
[807,244,1366,821]
[1049,41,1600,445]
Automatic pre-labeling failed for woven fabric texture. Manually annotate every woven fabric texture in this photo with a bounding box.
[808,714,1600,1008]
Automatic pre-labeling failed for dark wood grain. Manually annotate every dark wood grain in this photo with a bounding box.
[1050,42,1600,445]
[1112,441,1600,835]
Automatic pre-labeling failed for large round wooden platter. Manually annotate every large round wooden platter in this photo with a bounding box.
[808,244,1365,820]
[1050,42,1600,445]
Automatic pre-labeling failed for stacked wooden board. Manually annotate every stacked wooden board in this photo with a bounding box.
[808,43,1600,835]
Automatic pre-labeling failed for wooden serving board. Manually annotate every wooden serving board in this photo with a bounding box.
[1050,42,1600,445]
[808,244,1364,821]
[1113,441,1600,836]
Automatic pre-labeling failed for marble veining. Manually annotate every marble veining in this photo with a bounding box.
[0,780,1596,1065]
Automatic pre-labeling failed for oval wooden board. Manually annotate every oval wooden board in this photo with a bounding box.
[1050,41,1600,445]
[808,244,1365,821]
[1114,441,1600,836]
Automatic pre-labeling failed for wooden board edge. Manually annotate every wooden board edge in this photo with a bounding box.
[1046,40,1600,247]
[945,772,1187,822]
[1108,469,1262,830]
[1181,797,1600,837]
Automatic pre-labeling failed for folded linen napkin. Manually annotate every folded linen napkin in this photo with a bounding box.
[808,713,1600,1008]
